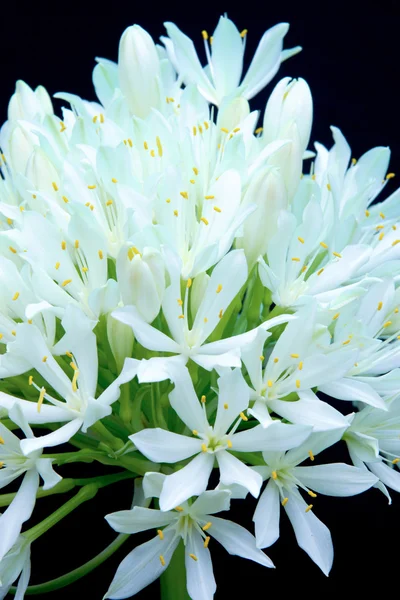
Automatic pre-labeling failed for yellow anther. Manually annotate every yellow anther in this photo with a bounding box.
[379,232,385,241]
[380,212,386,219]
[376,224,385,230]
[189,554,198,562]
[38,387,46,412]
[74,240,79,249]
[204,121,209,130]
[61,195,69,204]
[298,361,303,370]
[326,183,332,191]
[65,351,73,358]
[178,314,185,319]
[165,198,171,204]
[9,246,17,254]
[392,458,400,464]
[332,312,340,320]
[273,357,279,363]
[61,279,72,287]
[144,141,148,150]
[377,301,383,311]
[201,395,206,403]
[255,127,263,135]
[190,179,195,184]
[392,239,400,246]
[227,439,232,448]
[333,251,342,258]
[213,206,222,213]
[204,536,211,548]
[42,356,48,363]
[192,430,198,436]
[240,28,248,37]
[159,555,166,566]
[291,353,299,359]
[88,184,97,190]
[365,209,370,217]
[320,241,328,249]
[223,403,229,409]
[298,236,305,243]
[204,317,208,323]
[281,497,289,507]
[99,113,104,123]
[180,191,188,200]
[271,471,278,480]
[52,181,59,192]
[291,257,300,262]
[308,450,315,461]
[156,136,163,157]
[98,250,104,259]
[128,138,133,147]
[267,380,273,388]
[386,172,395,179]
[150,149,155,157]
[60,121,66,132]
[174,210,179,217]
[220,127,229,133]
[72,369,79,392]
[383,321,392,328]
[260,355,265,361]
[240,412,248,421]
[70,362,78,371]
[308,490,317,498]
[19,206,25,212]
[193,167,199,175]
[106,200,113,207]
[218,309,223,319]
[198,124,203,133]
[61,240,67,250]
[342,339,351,345]
[0,436,4,444]
[216,284,223,293]
[175,506,184,512]
[28,375,33,385]
[0,334,3,341]
[200,217,209,225]
[354,362,358,367]
[177,299,183,306]
[395,308,399,313]
[12,292,19,301]
[351,157,357,165]
[186,278,192,289]
[92,115,98,123]
[201,30,208,40]
[201,443,208,452]
[11,330,16,336]
[305,504,313,513]
[202,522,212,531]
[296,379,301,389]
[7,218,13,225]
[317,268,324,276]
[204,195,215,200]
[193,126,197,136]
[157,529,164,540]
[111,178,118,184]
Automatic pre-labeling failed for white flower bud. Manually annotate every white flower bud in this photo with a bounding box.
[267,121,303,201]
[237,167,287,267]
[8,80,53,122]
[25,147,60,195]
[8,124,35,173]
[118,25,161,118]
[107,315,134,372]
[263,77,312,153]
[117,245,165,323]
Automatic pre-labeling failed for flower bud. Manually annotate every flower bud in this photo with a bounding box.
[118,25,161,118]
[25,147,60,196]
[107,314,134,372]
[8,80,53,122]
[8,124,35,173]
[263,77,312,153]
[237,167,287,267]
[217,96,250,132]
[117,245,165,323]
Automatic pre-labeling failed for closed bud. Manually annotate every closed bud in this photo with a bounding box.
[263,77,312,153]
[107,315,134,373]
[8,80,53,122]
[237,167,287,267]
[8,124,35,173]
[117,245,165,323]
[118,25,161,118]
[25,147,60,195]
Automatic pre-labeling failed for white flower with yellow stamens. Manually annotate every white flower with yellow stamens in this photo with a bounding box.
[105,474,273,600]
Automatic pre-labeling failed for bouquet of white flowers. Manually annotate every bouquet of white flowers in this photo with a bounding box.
[0,15,398,600]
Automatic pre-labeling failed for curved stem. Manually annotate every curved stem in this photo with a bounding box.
[9,534,129,595]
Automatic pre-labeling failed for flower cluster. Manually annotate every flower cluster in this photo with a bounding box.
[0,15,399,600]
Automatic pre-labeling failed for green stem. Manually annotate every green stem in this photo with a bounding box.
[118,382,133,426]
[0,478,76,508]
[10,534,129,595]
[24,484,99,542]
[90,421,124,451]
[160,540,190,600]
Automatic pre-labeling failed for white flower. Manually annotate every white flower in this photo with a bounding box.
[0,404,60,562]
[162,16,301,105]
[130,366,311,511]
[252,432,378,575]
[0,305,138,453]
[105,474,273,600]
[0,536,31,600]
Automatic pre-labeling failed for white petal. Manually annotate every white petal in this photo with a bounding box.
[217,450,262,498]
[159,452,214,512]
[20,419,82,455]
[319,378,387,410]
[253,479,280,548]
[35,459,62,490]
[294,463,378,496]
[190,490,231,517]
[0,393,72,424]
[104,528,179,599]
[284,489,333,576]
[211,16,244,100]
[269,392,349,432]
[208,516,274,568]
[112,306,180,353]
[130,428,202,463]
[105,507,175,534]
[143,472,167,499]
[247,401,273,427]
[214,368,249,437]
[185,530,216,600]
[138,356,186,383]
[168,364,207,431]
[232,422,311,452]
[0,470,38,562]
[241,329,270,393]
[367,460,400,492]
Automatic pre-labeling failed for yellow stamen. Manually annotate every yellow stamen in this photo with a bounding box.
[144,141,148,150]
[65,351,73,358]
[255,127,263,135]
[178,314,185,319]
[100,113,104,123]
[352,157,357,165]
[379,232,385,241]
[74,240,79,249]
[150,149,155,157]
[298,361,303,370]
[240,28,248,37]
[332,313,340,320]
[128,138,133,147]
[365,209,370,217]
[187,278,192,288]
[227,439,232,448]
[61,240,67,250]
[291,353,299,358]
[305,504,313,513]
[291,257,300,262]
[220,127,229,134]
[159,555,166,566]
[202,522,212,531]
[326,183,332,191]
[156,136,163,157]
[392,239,400,246]
[200,217,209,225]
[240,411,248,421]
[70,362,78,370]
[317,268,324,276]
[62,279,72,287]
[38,387,46,412]
[392,458,400,464]
[395,308,399,313]
[52,181,59,191]
[98,250,104,260]
[0,436,4,444]
[166,198,171,203]
[28,375,33,385]
[192,430,198,436]
[60,121,66,132]
[204,317,208,323]
[177,299,183,306]
[308,490,317,498]
[12,292,19,301]
[260,355,265,361]
[213,206,222,213]
[201,443,208,452]
[157,529,164,540]
[72,369,79,392]
[204,121,209,130]
[274,357,279,363]
[87,184,97,190]
[296,379,301,389]
[332,251,342,258]
[383,321,392,328]
[216,284,222,293]
[201,395,206,403]
[175,506,184,512]
[218,309,223,319]
[320,241,328,249]
[298,236,305,243]
[189,554,198,561]
[281,497,289,506]
[380,212,385,219]
[386,172,395,180]
[308,450,315,461]
[42,355,48,363]
[342,339,351,345]
[271,471,278,480]
[204,195,215,200]
[11,330,16,336]
[204,536,210,548]
[174,210,179,217]
[190,179,195,184]
[193,167,199,175]
[201,30,208,40]
[377,301,383,311]
[192,126,197,136]
[267,380,273,388]
[223,403,229,409]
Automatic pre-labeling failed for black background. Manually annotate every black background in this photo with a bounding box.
[1,1,399,598]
